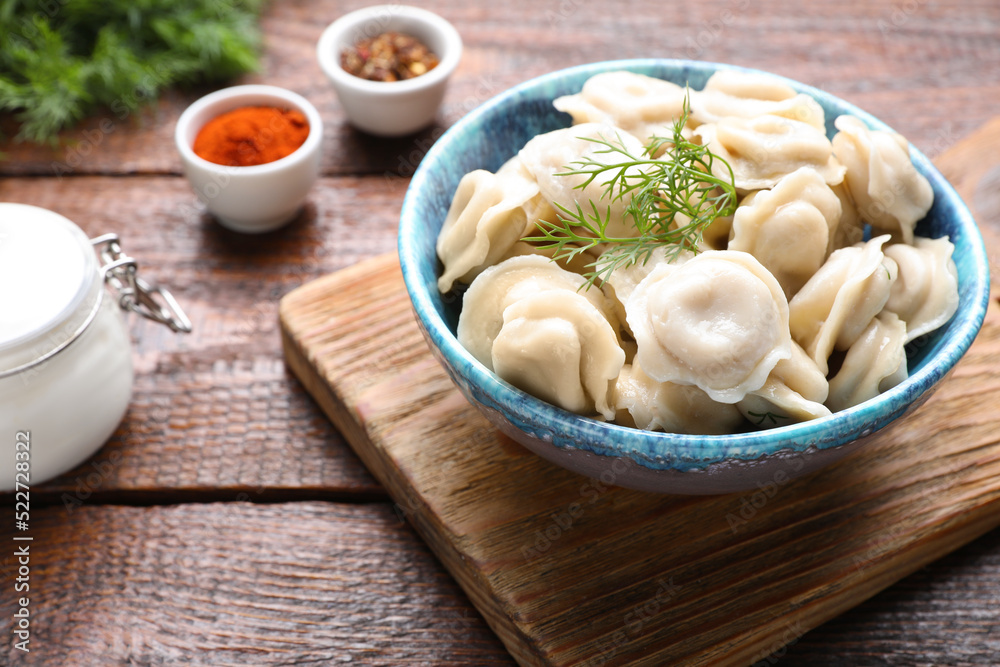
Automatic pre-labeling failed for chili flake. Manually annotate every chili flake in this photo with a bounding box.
[341,31,440,82]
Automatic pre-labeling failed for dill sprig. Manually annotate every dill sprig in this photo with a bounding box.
[0,0,265,145]
[747,410,788,426]
[523,94,737,287]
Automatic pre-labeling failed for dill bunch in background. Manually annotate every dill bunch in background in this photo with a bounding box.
[0,0,266,143]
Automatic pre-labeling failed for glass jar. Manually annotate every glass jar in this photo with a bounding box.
[1,203,191,491]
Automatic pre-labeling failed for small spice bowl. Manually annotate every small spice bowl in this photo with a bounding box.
[175,84,323,234]
[317,5,462,137]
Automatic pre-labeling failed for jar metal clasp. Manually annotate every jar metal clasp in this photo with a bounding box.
[91,234,193,333]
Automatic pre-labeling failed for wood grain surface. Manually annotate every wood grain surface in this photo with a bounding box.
[0,502,513,666]
[1,0,999,178]
[1,0,999,664]
[279,250,1000,665]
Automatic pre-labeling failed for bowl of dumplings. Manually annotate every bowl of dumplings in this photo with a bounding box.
[397,59,991,495]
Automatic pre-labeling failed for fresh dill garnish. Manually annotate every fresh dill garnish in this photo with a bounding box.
[522,93,737,287]
[0,0,265,145]
[747,410,788,426]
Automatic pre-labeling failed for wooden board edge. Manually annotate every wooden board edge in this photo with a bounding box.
[933,116,1000,295]
[273,113,1000,664]
[704,498,1000,666]
[279,253,399,318]
[278,292,548,666]
[277,253,1000,666]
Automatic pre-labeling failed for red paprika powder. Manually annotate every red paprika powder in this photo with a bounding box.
[193,106,310,167]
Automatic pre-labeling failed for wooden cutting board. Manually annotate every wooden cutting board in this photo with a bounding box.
[279,121,1000,666]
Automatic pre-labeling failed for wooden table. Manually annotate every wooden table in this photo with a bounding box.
[3,1,1000,664]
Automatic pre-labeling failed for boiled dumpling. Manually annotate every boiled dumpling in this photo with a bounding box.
[440,71,948,434]
[828,181,865,252]
[694,115,846,192]
[665,209,734,252]
[518,122,648,239]
[457,255,624,419]
[775,340,830,404]
[882,236,959,342]
[738,383,831,427]
[552,71,689,145]
[789,235,898,375]
[700,70,800,101]
[626,250,792,403]
[690,70,826,130]
[728,167,843,298]
[737,341,831,426]
[457,254,618,365]
[436,156,555,292]
[698,210,734,251]
[831,115,933,244]
[491,291,625,420]
[612,363,745,434]
[492,240,598,277]
[602,246,696,330]
[826,313,908,412]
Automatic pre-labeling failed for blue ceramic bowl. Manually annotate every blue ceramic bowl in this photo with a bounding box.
[398,59,991,494]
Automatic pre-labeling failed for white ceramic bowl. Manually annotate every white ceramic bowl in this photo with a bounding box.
[175,84,323,234]
[317,4,462,137]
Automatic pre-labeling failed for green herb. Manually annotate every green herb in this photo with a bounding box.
[747,410,787,426]
[523,94,737,287]
[0,0,265,144]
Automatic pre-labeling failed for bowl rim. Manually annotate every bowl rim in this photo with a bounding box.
[398,58,992,468]
[316,4,463,95]
[174,84,324,175]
